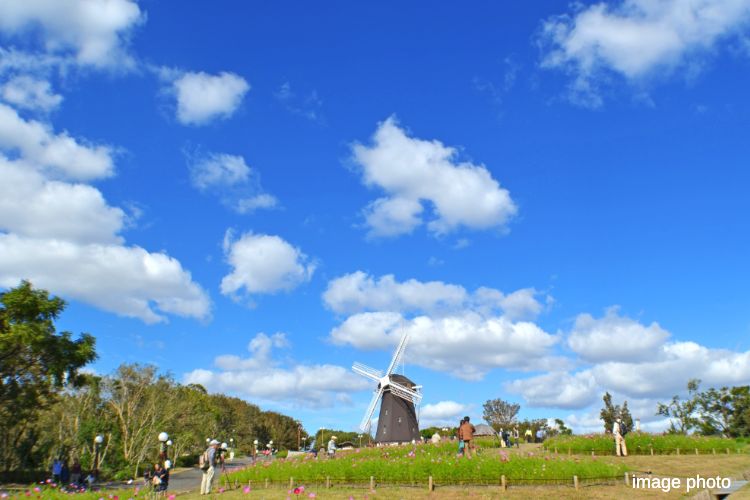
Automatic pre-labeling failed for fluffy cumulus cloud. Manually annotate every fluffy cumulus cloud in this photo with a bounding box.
[351,117,517,238]
[539,0,750,105]
[331,311,561,380]
[188,152,278,213]
[567,307,670,362]
[172,71,249,125]
[221,231,315,298]
[507,309,750,423]
[0,103,113,180]
[324,271,547,321]
[184,332,370,407]
[0,233,210,324]
[506,371,599,409]
[1,75,62,112]
[323,271,467,315]
[0,0,144,68]
[420,401,472,426]
[0,104,210,323]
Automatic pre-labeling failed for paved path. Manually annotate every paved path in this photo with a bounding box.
[167,457,255,493]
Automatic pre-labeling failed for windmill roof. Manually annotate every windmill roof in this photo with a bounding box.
[380,373,417,387]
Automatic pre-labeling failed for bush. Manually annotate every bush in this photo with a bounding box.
[275,450,288,459]
[175,453,199,468]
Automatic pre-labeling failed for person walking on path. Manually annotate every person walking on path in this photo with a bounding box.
[459,417,476,459]
[613,418,628,457]
[512,427,520,448]
[200,439,220,495]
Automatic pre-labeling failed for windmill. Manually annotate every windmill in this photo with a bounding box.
[352,332,422,443]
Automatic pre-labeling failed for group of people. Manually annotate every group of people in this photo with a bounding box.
[496,427,520,448]
[51,458,89,488]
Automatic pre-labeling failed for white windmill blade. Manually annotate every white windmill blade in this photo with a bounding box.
[352,362,383,382]
[360,386,384,432]
[386,332,409,376]
[389,381,422,404]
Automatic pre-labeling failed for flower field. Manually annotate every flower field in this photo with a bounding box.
[229,440,627,486]
[543,432,749,455]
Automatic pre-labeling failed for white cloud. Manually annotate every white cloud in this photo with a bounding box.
[540,0,750,104]
[506,371,599,409]
[173,71,249,125]
[420,401,472,426]
[0,107,211,324]
[1,75,62,112]
[187,152,278,213]
[592,341,750,398]
[221,231,315,297]
[568,307,671,362]
[184,332,369,407]
[0,0,144,68]
[0,157,124,244]
[190,153,250,190]
[352,116,517,237]
[0,103,113,180]
[235,194,278,214]
[323,271,467,315]
[0,233,210,324]
[507,310,750,427]
[331,311,561,380]
[323,271,547,321]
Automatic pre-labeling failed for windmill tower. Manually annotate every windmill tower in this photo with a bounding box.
[352,332,422,443]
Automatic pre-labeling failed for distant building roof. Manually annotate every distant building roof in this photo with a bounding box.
[473,424,496,436]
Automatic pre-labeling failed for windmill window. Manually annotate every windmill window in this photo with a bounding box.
[398,417,402,424]
[385,410,388,415]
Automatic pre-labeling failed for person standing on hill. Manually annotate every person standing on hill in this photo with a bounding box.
[613,418,628,457]
[512,427,520,448]
[327,436,338,458]
[459,417,476,459]
[524,428,532,443]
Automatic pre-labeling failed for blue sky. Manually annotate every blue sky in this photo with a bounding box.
[1,0,750,434]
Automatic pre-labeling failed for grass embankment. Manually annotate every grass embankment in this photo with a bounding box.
[544,433,749,455]
[228,440,626,486]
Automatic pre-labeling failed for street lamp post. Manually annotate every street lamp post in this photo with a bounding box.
[93,435,104,480]
[302,437,307,451]
[319,427,324,450]
[358,434,362,448]
[229,438,234,460]
[253,439,258,460]
[158,432,169,462]
[166,439,173,462]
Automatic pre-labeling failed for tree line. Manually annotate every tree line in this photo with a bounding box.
[0,282,307,480]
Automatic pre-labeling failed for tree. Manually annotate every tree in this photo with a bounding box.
[552,418,573,436]
[600,392,618,433]
[695,385,750,437]
[656,379,701,434]
[482,399,520,432]
[620,400,634,433]
[0,281,97,471]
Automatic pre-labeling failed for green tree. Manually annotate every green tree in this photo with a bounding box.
[656,379,701,434]
[695,385,750,437]
[482,398,520,432]
[600,392,618,433]
[553,418,573,436]
[620,400,634,433]
[0,281,96,471]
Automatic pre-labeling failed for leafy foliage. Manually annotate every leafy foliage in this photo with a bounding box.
[0,281,97,472]
[543,432,747,455]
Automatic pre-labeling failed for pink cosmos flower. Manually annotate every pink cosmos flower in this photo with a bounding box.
[243,486,251,494]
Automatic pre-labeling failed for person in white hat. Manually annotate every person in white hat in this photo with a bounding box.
[200,439,220,494]
[327,435,337,458]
